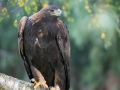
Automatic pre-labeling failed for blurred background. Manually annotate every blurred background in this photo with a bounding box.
[0,0,120,90]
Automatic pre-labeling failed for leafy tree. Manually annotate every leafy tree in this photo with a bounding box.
[1,0,120,90]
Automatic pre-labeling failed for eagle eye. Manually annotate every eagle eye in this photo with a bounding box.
[50,9,54,12]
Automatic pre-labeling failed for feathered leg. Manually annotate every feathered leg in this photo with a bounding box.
[30,65,48,90]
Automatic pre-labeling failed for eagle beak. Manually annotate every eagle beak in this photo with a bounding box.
[57,9,62,16]
[52,9,62,16]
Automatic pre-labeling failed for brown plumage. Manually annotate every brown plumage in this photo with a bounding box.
[18,5,70,90]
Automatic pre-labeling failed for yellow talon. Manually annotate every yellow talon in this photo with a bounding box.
[50,87,56,90]
[31,78,48,90]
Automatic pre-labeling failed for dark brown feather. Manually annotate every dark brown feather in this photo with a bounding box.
[18,5,70,90]
[18,16,34,79]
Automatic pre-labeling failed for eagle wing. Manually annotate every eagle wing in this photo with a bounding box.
[56,23,70,90]
[18,16,70,90]
[18,16,33,79]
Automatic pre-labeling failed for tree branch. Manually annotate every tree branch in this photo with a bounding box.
[0,73,47,90]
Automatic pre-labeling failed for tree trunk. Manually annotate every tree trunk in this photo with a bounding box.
[0,73,47,90]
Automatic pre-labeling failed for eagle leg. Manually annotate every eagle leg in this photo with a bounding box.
[31,78,48,90]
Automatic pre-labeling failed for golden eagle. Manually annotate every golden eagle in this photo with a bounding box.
[18,5,70,90]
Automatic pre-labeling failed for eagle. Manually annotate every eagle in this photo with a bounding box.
[18,5,70,90]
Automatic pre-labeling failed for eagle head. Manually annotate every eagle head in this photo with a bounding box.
[40,5,62,21]
[29,5,62,23]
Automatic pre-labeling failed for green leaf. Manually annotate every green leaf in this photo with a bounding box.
[18,1,25,7]
[33,6,38,12]
[31,1,37,6]
[13,19,18,27]
[0,17,3,22]
[24,6,31,14]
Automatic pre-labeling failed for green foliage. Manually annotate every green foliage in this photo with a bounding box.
[1,0,120,90]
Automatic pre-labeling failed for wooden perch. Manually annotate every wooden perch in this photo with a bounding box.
[0,73,48,90]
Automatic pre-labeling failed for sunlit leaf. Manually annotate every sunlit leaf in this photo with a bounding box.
[104,4,109,8]
[13,19,18,27]
[67,17,75,22]
[24,6,31,14]
[64,3,69,9]
[15,0,18,3]
[0,17,3,22]
[19,1,25,7]
[101,32,106,39]
[84,5,89,9]
[1,7,7,13]
[87,9,92,13]
[25,0,28,3]
[10,0,17,6]
[42,4,48,8]
[84,0,88,4]
[1,7,9,17]
[31,1,37,6]
[33,6,38,12]
[63,11,67,17]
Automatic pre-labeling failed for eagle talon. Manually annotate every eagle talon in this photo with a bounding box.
[31,78,48,90]
[50,87,55,90]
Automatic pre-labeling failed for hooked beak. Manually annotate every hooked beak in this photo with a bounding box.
[51,9,62,16]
